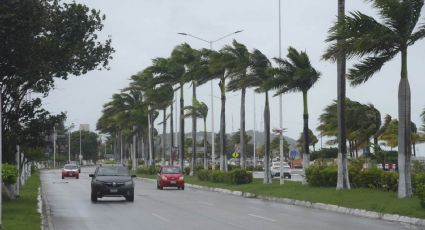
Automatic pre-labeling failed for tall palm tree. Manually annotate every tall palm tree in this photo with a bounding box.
[225,40,256,169]
[323,0,425,197]
[185,48,211,175]
[250,49,274,184]
[208,49,233,171]
[272,47,320,179]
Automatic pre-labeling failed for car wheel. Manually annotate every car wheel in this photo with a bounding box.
[288,175,291,179]
[62,176,64,179]
[76,175,79,179]
[126,189,135,202]
[181,186,184,190]
[91,191,97,202]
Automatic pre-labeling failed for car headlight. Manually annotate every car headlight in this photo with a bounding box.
[124,180,133,186]
[161,176,168,180]
[178,176,184,181]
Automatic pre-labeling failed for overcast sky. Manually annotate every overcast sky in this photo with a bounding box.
[43,0,425,155]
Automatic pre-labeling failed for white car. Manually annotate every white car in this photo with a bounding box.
[270,162,291,179]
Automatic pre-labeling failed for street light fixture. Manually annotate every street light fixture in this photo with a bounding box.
[178,29,243,170]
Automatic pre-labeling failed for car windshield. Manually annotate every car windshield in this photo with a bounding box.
[162,167,181,174]
[64,165,78,170]
[97,167,129,176]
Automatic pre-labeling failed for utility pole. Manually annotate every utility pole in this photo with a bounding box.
[253,91,256,167]
[53,126,56,168]
[278,0,285,186]
[79,129,82,165]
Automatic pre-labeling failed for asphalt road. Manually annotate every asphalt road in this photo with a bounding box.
[41,167,412,230]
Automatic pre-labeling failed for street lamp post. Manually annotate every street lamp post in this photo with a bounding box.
[177,30,243,170]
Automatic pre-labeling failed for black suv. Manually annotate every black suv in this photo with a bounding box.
[89,165,136,202]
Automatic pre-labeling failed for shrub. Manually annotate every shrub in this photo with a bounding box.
[2,163,18,185]
[136,165,160,175]
[416,183,425,208]
[184,167,190,175]
[197,169,253,185]
[306,164,398,192]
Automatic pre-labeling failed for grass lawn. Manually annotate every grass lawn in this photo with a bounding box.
[3,171,41,230]
[137,173,425,219]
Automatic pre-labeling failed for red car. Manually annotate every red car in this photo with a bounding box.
[62,164,80,179]
[156,166,184,190]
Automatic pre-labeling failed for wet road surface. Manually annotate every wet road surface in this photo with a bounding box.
[41,167,412,230]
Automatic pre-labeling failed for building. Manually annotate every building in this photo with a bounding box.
[80,124,90,132]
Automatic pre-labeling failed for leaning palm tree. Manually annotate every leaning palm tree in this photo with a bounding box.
[208,49,233,171]
[224,40,256,169]
[272,47,320,179]
[250,49,274,184]
[323,0,425,197]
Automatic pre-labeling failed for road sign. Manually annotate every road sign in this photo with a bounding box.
[232,152,239,158]
[290,149,298,159]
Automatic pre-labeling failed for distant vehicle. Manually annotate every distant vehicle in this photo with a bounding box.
[157,166,185,190]
[62,164,80,179]
[270,162,291,179]
[68,161,81,173]
[89,165,136,202]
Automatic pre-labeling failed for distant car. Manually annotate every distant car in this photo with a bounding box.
[270,162,291,179]
[62,164,80,179]
[89,165,136,202]
[157,166,185,190]
[68,161,81,173]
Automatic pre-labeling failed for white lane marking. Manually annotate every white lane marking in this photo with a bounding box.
[248,214,276,222]
[248,207,264,211]
[198,201,214,206]
[152,213,169,222]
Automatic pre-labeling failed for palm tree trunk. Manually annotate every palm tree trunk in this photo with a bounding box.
[170,98,174,165]
[398,48,412,198]
[204,118,208,170]
[302,91,310,178]
[132,126,137,171]
[240,87,246,169]
[191,81,197,176]
[413,143,416,157]
[263,91,272,184]
[336,0,350,190]
[179,83,185,172]
[219,78,227,171]
[162,109,166,165]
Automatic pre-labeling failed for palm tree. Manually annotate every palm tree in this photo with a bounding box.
[296,129,319,152]
[250,49,274,184]
[323,0,425,197]
[185,48,211,174]
[272,47,320,180]
[184,99,209,169]
[208,49,233,171]
[225,40,256,169]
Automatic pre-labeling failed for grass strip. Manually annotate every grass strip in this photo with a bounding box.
[138,173,425,219]
[3,171,41,230]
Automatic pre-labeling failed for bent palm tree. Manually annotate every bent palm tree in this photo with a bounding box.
[323,0,425,197]
[250,49,274,184]
[225,40,256,169]
[273,47,320,180]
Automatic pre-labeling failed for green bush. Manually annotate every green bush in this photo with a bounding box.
[184,167,190,175]
[416,183,425,208]
[2,163,18,185]
[306,164,398,191]
[136,165,160,175]
[197,169,252,185]
[305,165,337,187]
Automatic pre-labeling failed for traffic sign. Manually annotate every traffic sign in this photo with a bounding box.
[232,152,239,158]
[290,149,298,159]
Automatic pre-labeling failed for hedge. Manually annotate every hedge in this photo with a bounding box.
[305,165,398,191]
[136,165,161,175]
[197,169,253,185]
[2,163,18,185]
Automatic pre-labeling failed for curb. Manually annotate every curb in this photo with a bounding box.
[138,177,425,228]
[40,181,54,230]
